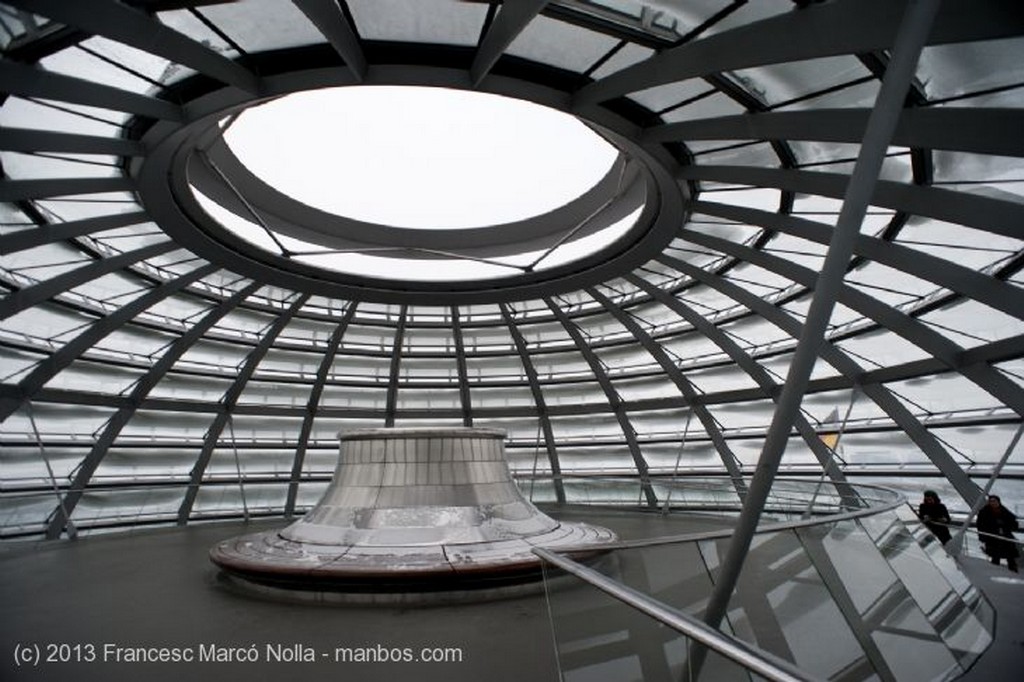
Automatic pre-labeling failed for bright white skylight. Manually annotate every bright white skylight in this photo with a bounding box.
[223,85,618,229]
[193,186,642,282]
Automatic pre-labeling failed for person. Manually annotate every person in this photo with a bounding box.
[918,490,951,545]
[976,495,1019,572]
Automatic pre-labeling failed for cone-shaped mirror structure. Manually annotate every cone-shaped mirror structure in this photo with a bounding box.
[210,428,614,594]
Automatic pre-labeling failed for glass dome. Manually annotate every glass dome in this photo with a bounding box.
[0,0,1021,541]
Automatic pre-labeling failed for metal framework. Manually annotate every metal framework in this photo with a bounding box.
[0,0,1019,617]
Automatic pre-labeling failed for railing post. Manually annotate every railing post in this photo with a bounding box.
[26,401,77,540]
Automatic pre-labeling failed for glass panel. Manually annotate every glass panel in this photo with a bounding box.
[732,55,870,107]
[696,143,777,169]
[701,530,869,679]
[894,216,1021,270]
[197,0,323,52]
[507,14,619,73]
[348,0,487,46]
[933,152,1024,204]
[540,560,753,682]
[40,43,162,95]
[596,536,720,605]
[42,360,142,394]
[918,37,1024,103]
[1,150,119,180]
[834,329,931,368]
[658,91,746,123]
[892,506,995,669]
[92,446,198,482]
[590,41,654,79]
[702,0,794,36]
[71,486,189,528]
[630,79,710,113]
[235,378,313,407]
[0,489,59,538]
[157,9,239,60]
[318,384,387,409]
[863,510,992,671]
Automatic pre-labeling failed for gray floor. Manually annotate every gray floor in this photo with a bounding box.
[0,518,562,682]
[1,511,1019,682]
[956,557,1024,681]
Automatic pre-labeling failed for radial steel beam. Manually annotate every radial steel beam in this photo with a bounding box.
[0,262,219,423]
[292,0,366,82]
[0,60,183,120]
[45,280,260,539]
[284,302,357,518]
[544,298,658,507]
[585,286,748,493]
[701,0,940,637]
[0,240,174,320]
[676,165,1024,241]
[621,274,850,489]
[573,0,1023,107]
[6,0,260,94]
[499,303,565,504]
[470,0,549,86]
[677,229,1024,419]
[656,253,985,506]
[0,210,150,255]
[451,306,474,427]
[0,176,135,202]
[0,128,146,155]
[692,200,1024,321]
[644,108,1024,158]
[383,305,407,428]
[177,293,310,524]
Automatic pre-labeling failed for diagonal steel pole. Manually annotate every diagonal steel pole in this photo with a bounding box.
[948,421,1024,557]
[699,0,941,645]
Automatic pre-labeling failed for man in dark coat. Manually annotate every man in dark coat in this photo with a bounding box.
[976,494,1019,572]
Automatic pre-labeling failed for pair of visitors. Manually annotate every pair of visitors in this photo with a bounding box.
[918,492,1019,572]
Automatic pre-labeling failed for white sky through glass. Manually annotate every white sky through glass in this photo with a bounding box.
[224,86,618,229]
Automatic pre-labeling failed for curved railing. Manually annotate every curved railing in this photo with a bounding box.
[531,477,995,682]
[535,546,821,682]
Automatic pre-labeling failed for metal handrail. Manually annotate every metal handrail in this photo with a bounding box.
[537,479,904,552]
[534,547,823,682]
[903,510,1024,548]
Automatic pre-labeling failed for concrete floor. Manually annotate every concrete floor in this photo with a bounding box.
[956,557,1024,682]
[0,519,560,682]
[1,510,1018,682]
[0,509,707,682]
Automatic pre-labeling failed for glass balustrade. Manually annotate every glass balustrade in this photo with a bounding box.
[534,479,994,682]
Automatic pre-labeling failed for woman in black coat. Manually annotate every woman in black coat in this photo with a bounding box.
[918,490,951,545]
[976,495,1019,572]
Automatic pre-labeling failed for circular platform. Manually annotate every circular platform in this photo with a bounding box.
[210,520,615,595]
[210,428,617,594]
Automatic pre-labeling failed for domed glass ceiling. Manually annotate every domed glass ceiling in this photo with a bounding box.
[192,85,638,282]
[0,0,1022,540]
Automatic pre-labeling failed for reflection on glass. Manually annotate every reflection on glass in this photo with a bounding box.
[534,486,995,682]
[721,529,866,679]
[540,561,752,682]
